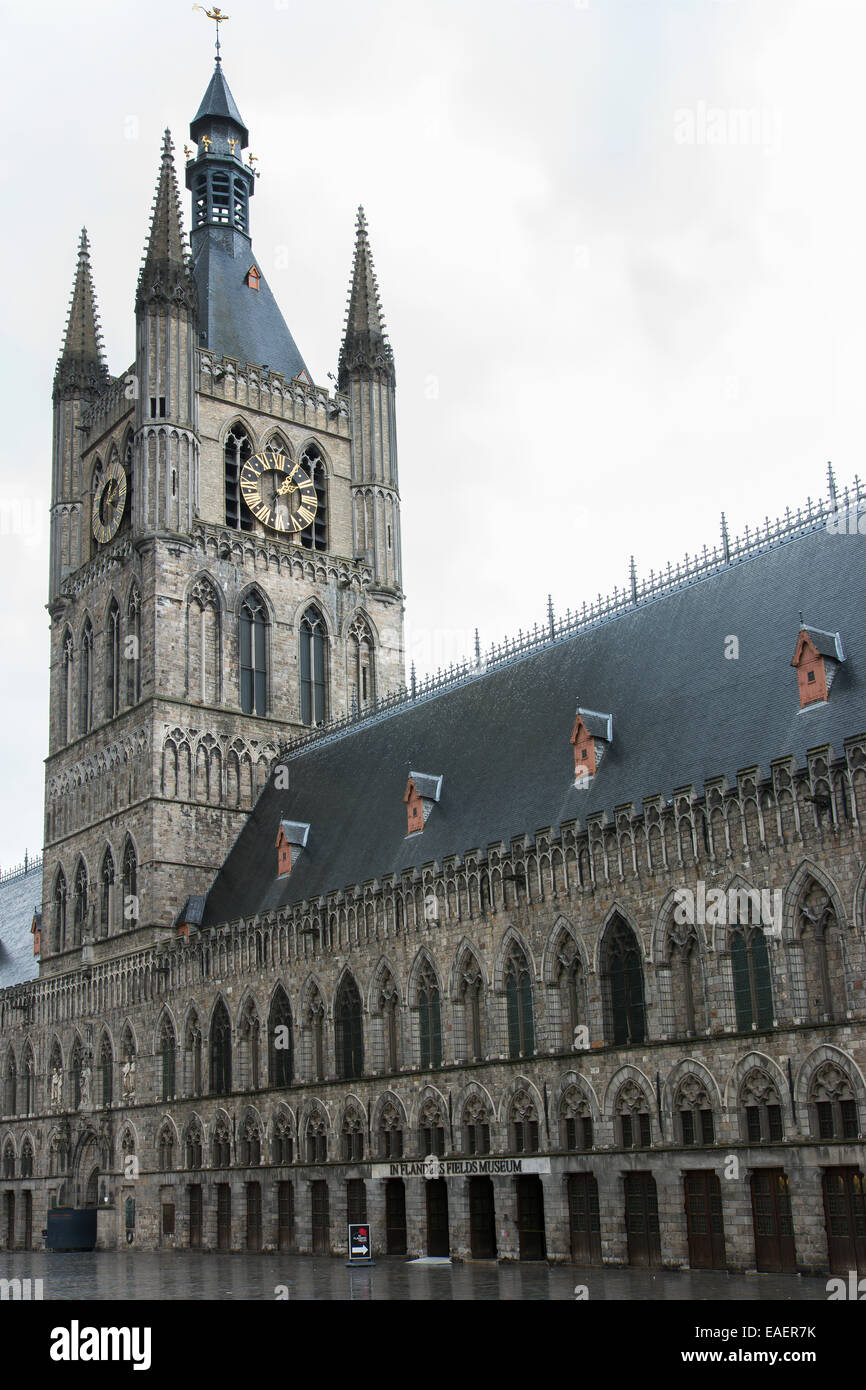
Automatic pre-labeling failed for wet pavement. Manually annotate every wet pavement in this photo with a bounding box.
[0,1251,833,1301]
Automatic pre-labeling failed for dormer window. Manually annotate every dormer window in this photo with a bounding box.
[570,706,612,785]
[276,820,310,877]
[404,772,443,836]
[791,625,845,709]
[246,265,260,291]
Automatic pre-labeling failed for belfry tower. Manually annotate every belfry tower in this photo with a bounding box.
[41,57,405,975]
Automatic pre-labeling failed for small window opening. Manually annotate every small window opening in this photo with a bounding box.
[807,670,816,683]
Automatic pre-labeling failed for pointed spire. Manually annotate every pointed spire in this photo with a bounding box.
[54,228,108,396]
[191,64,248,146]
[338,206,395,388]
[136,130,197,313]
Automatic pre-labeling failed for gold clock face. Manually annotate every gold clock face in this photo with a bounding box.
[91,459,127,544]
[239,447,318,534]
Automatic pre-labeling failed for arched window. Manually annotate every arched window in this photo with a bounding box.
[79,619,94,734]
[341,1106,365,1162]
[378,1101,404,1158]
[105,598,121,719]
[213,1116,231,1167]
[809,1061,859,1140]
[159,1017,176,1100]
[554,934,585,1049]
[300,607,327,725]
[20,1138,33,1178]
[462,1094,491,1155]
[188,577,220,706]
[509,1089,540,1153]
[4,1051,16,1116]
[121,837,137,931]
[797,880,842,1020]
[560,1086,593,1150]
[158,1126,175,1170]
[616,1080,652,1148]
[347,615,375,712]
[668,924,703,1036]
[61,629,74,744]
[2,1140,14,1179]
[306,1111,328,1163]
[185,1013,203,1096]
[99,1032,113,1108]
[600,917,646,1045]
[504,942,535,1058]
[730,925,774,1030]
[239,999,261,1090]
[418,1097,446,1156]
[307,990,325,1082]
[70,1036,83,1109]
[126,585,141,706]
[49,1040,63,1111]
[459,955,484,1061]
[417,959,442,1069]
[99,848,115,938]
[54,868,67,953]
[238,1114,262,1167]
[675,1075,715,1145]
[185,1121,203,1170]
[210,999,232,1094]
[239,592,267,716]
[22,1044,34,1114]
[269,987,293,1087]
[298,443,327,552]
[72,858,88,946]
[378,971,399,1073]
[739,1068,784,1143]
[225,426,254,531]
[273,1111,294,1164]
[335,974,363,1080]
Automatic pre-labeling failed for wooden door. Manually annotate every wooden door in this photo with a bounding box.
[277,1181,295,1252]
[385,1179,407,1256]
[311,1180,330,1254]
[216,1183,231,1250]
[22,1192,32,1250]
[246,1181,262,1251]
[822,1168,866,1275]
[469,1176,497,1258]
[567,1174,602,1265]
[188,1184,202,1249]
[684,1171,726,1269]
[426,1178,450,1257]
[624,1172,661,1267]
[516,1176,547,1261]
[3,1192,14,1249]
[750,1169,796,1273]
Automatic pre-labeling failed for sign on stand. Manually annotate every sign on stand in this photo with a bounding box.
[347,1223,373,1266]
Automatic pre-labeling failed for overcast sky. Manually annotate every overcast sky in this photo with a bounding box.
[1,0,865,870]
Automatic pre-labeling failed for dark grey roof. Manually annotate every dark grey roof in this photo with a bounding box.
[576,708,612,741]
[278,821,310,848]
[201,523,866,926]
[802,627,845,661]
[192,227,308,379]
[409,772,443,802]
[0,865,41,990]
[190,65,248,146]
[174,894,206,928]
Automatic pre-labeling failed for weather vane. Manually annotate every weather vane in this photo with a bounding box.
[192,5,230,65]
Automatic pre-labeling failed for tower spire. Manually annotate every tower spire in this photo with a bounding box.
[339,206,395,389]
[136,130,197,312]
[54,228,108,396]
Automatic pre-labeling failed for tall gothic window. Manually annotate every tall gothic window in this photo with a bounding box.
[188,577,220,706]
[306,1112,328,1164]
[555,934,585,1049]
[72,858,88,946]
[335,973,363,1080]
[731,925,774,1030]
[105,598,121,719]
[61,629,74,745]
[463,1095,491,1155]
[668,925,703,1036]
[121,837,138,930]
[273,1111,294,1164]
[22,1043,34,1114]
[54,868,67,952]
[307,990,325,1082]
[4,1051,16,1116]
[210,998,232,1095]
[797,880,842,1021]
[99,1032,113,1108]
[239,592,267,716]
[378,1101,404,1159]
[239,999,261,1090]
[510,1089,540,1153]
[185,1012,203,1096]
[504,942,535,1058]
[99,847,115,938]
[417,960,442,1069]
[299,444,327,551]
[79,619,94,735]
[70,1037,83,1109]
[185,1122,203,1170]
[600,916,646,1046]
[300,608,327,725]
[739,1068,784,1143]
[347,615,375,713]
[459,955,484,1061]
[225,426,254,531]
[159,1017,176,1100]
[379,972,399,1073]
[675,1076,716,1146]
[268,987,293,1087]
[418,1098,446,1156]
[341,1106,365,1162]
[126,585,141,706]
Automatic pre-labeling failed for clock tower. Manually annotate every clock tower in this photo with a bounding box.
[42,60,405,976]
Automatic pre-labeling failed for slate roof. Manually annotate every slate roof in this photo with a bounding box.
[408,773,443,802]
[576,708,613,741]
[191,65,249,146]
[0,864,41,990]
[200,522,866,927]
[192,228,308,380]
[802,627,845,661]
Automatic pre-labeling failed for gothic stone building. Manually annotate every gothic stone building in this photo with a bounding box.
[1,58,866,1275]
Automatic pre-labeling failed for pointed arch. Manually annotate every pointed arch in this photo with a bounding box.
[237,994,261,1090]
[224,420,255,531]
[79,615,94,734]
[209,996,232,1094]
[238,584,269,716]
[299,602,328,725]
[187,572,222,706]
[599,912,646,1045]
[545,918,588,1050]
[61,626,74,745]
[298,439,328,552]
[72,856,89,946]
[183,1008,203,1097]
[125,582,141,706]
[268,984,293,1087]
[453,941,487,1063]
[156,1010,177,1101]
[121,835,138,931]
[498,935,535,1059]
[105,595,121,719]
[98,844,115,938]
[53,865,68,952]
[345,609,376,713]
[334,970,363,1079]
[410,951,442,1069]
